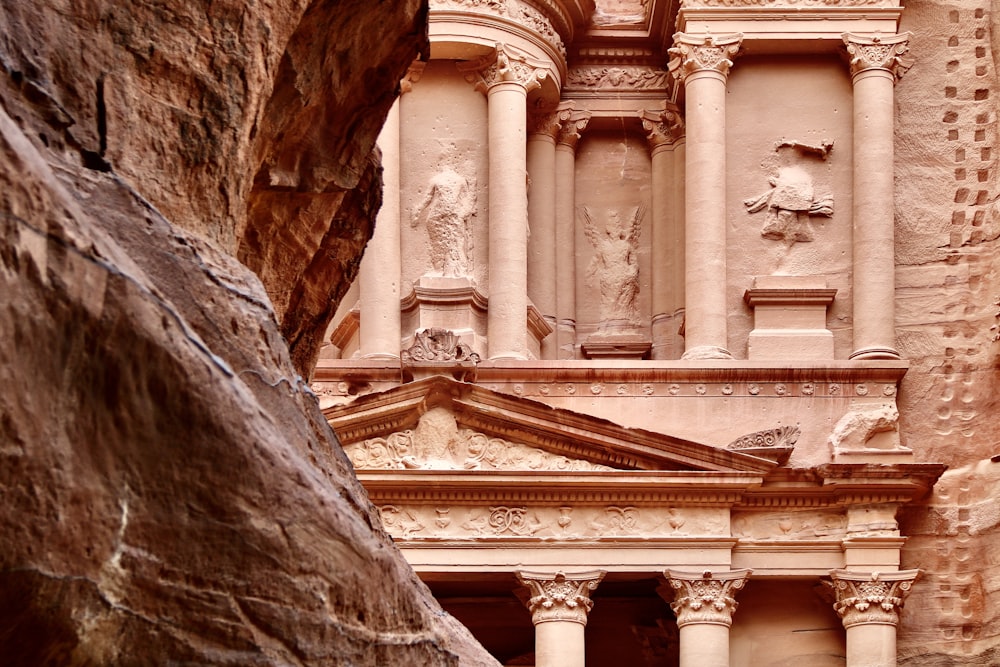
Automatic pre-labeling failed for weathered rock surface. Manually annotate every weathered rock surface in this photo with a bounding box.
[0,0,495,664]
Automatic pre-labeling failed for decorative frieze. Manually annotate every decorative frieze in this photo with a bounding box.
[842,32,913,80]
[662,569,751,627]
[517,570,606,625]
[565,66,670,89]
[827,570,919,627]
[459,42,549,94]
[668,33,743,83]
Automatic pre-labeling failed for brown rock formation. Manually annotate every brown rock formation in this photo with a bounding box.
[0,0,495,664]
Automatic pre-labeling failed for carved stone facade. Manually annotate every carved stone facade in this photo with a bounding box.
[318,0,953,664]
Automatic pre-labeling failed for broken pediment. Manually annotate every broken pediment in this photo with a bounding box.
[325,375,785,474]
[345,407,617,471]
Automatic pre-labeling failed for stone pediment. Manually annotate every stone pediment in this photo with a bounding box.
[324,375,784,474]
[345,408,616,471]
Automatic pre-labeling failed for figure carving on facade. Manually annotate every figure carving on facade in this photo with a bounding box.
[582,205,646,324]
[412,167,476,277]
[744,140,834,243]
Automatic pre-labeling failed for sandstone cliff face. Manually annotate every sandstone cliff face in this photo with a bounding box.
[895,0,1000,662]
[0,1,495,664]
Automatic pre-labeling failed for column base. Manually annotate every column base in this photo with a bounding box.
[849,346,901,360]
[681,345,733,360]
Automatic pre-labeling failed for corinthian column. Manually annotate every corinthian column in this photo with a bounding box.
[555,107,591,359]
[828,570,919,667]
[528,109,565,359]
[843,33,912,360]
[461,44,548,360]
[517,570,605,667]
[662,569,751,667]
[640,106,685,360]
[668,33,742,360]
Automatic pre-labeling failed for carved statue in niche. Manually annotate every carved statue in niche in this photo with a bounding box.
[412,165,477,277]
[582,205,646,324]
[744,140,834,244]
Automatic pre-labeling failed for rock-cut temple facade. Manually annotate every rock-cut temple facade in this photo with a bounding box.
[314,0,976,664]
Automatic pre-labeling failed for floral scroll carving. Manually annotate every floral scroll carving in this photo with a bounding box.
[401,328,480,363]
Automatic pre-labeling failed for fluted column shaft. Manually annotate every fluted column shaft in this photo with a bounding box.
[828,569,919,667]
[663,569,751,667]
[359,99,402,358]
[518,570,605,667]
[844,33,911,359]
[669,33,742,360]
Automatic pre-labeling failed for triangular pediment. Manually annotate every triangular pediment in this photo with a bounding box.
[323,375,784,474]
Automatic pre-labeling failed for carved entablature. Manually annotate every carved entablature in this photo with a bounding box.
[662,569,751,627]
[345,407,616,471]
[517,570,606,625]
[639,107,685,149]
[827,570,919,628]
[842,32,913,80]
[668,33,743,83]
[565,66,671,90]
[458,42,550,94]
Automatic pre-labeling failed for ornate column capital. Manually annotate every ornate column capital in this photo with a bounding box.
[528,108,567,139]
[399,60,426,95]
[842,32,913,80]
[458,42,550,95]
[640,106,685,149]
[668,32,743,83]
[554,104,591,150]
[827,570,920,628]
[517,570,606,626]
[662,569,751,628]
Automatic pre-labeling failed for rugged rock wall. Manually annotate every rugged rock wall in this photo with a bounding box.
[895,0,1000,662]
[0,1,496,664]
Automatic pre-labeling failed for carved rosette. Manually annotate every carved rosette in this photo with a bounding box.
[517,570,606,625]
[639,107,685,149]
[663,569,751,628]
[842,33,913,80]
[668,33,743,83]
[828,570,919,628]
[458,42,549,94]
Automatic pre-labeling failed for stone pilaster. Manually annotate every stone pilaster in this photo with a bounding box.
[842,32,911,360]
[460,43,550,360]
[668,33,742,360]
[828,569,919,667]
[555,106,591,359]
[640,106,685,360]
[518,570,605,667]
[662,569,750,667]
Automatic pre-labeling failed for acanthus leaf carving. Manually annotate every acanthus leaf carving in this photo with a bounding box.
[639,107,684,148]
[555,107,591,149]
[827,570,919,627]
[663,569,751,627]
[842,32,913,80]
[517,570,606,625]
[458,42,549,94]
[668,32,743,83]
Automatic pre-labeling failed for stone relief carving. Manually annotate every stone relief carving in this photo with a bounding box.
[829,402,903,450]
[517,571,605,625]
[827,570,919,627]
[663,570,751,627]
[582,205,646,324]
[374,503,728,540]
[590,0,650,26]
[401,328,480,364]
[346,407,614,471]
[732,509,847,540]
[843,32,913,79]
[412,166,476,277]
[668,33,743,82]
[727,425,800,450]
[744,140,834,243]
[566,66,670,89]
[459,42,549,93]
